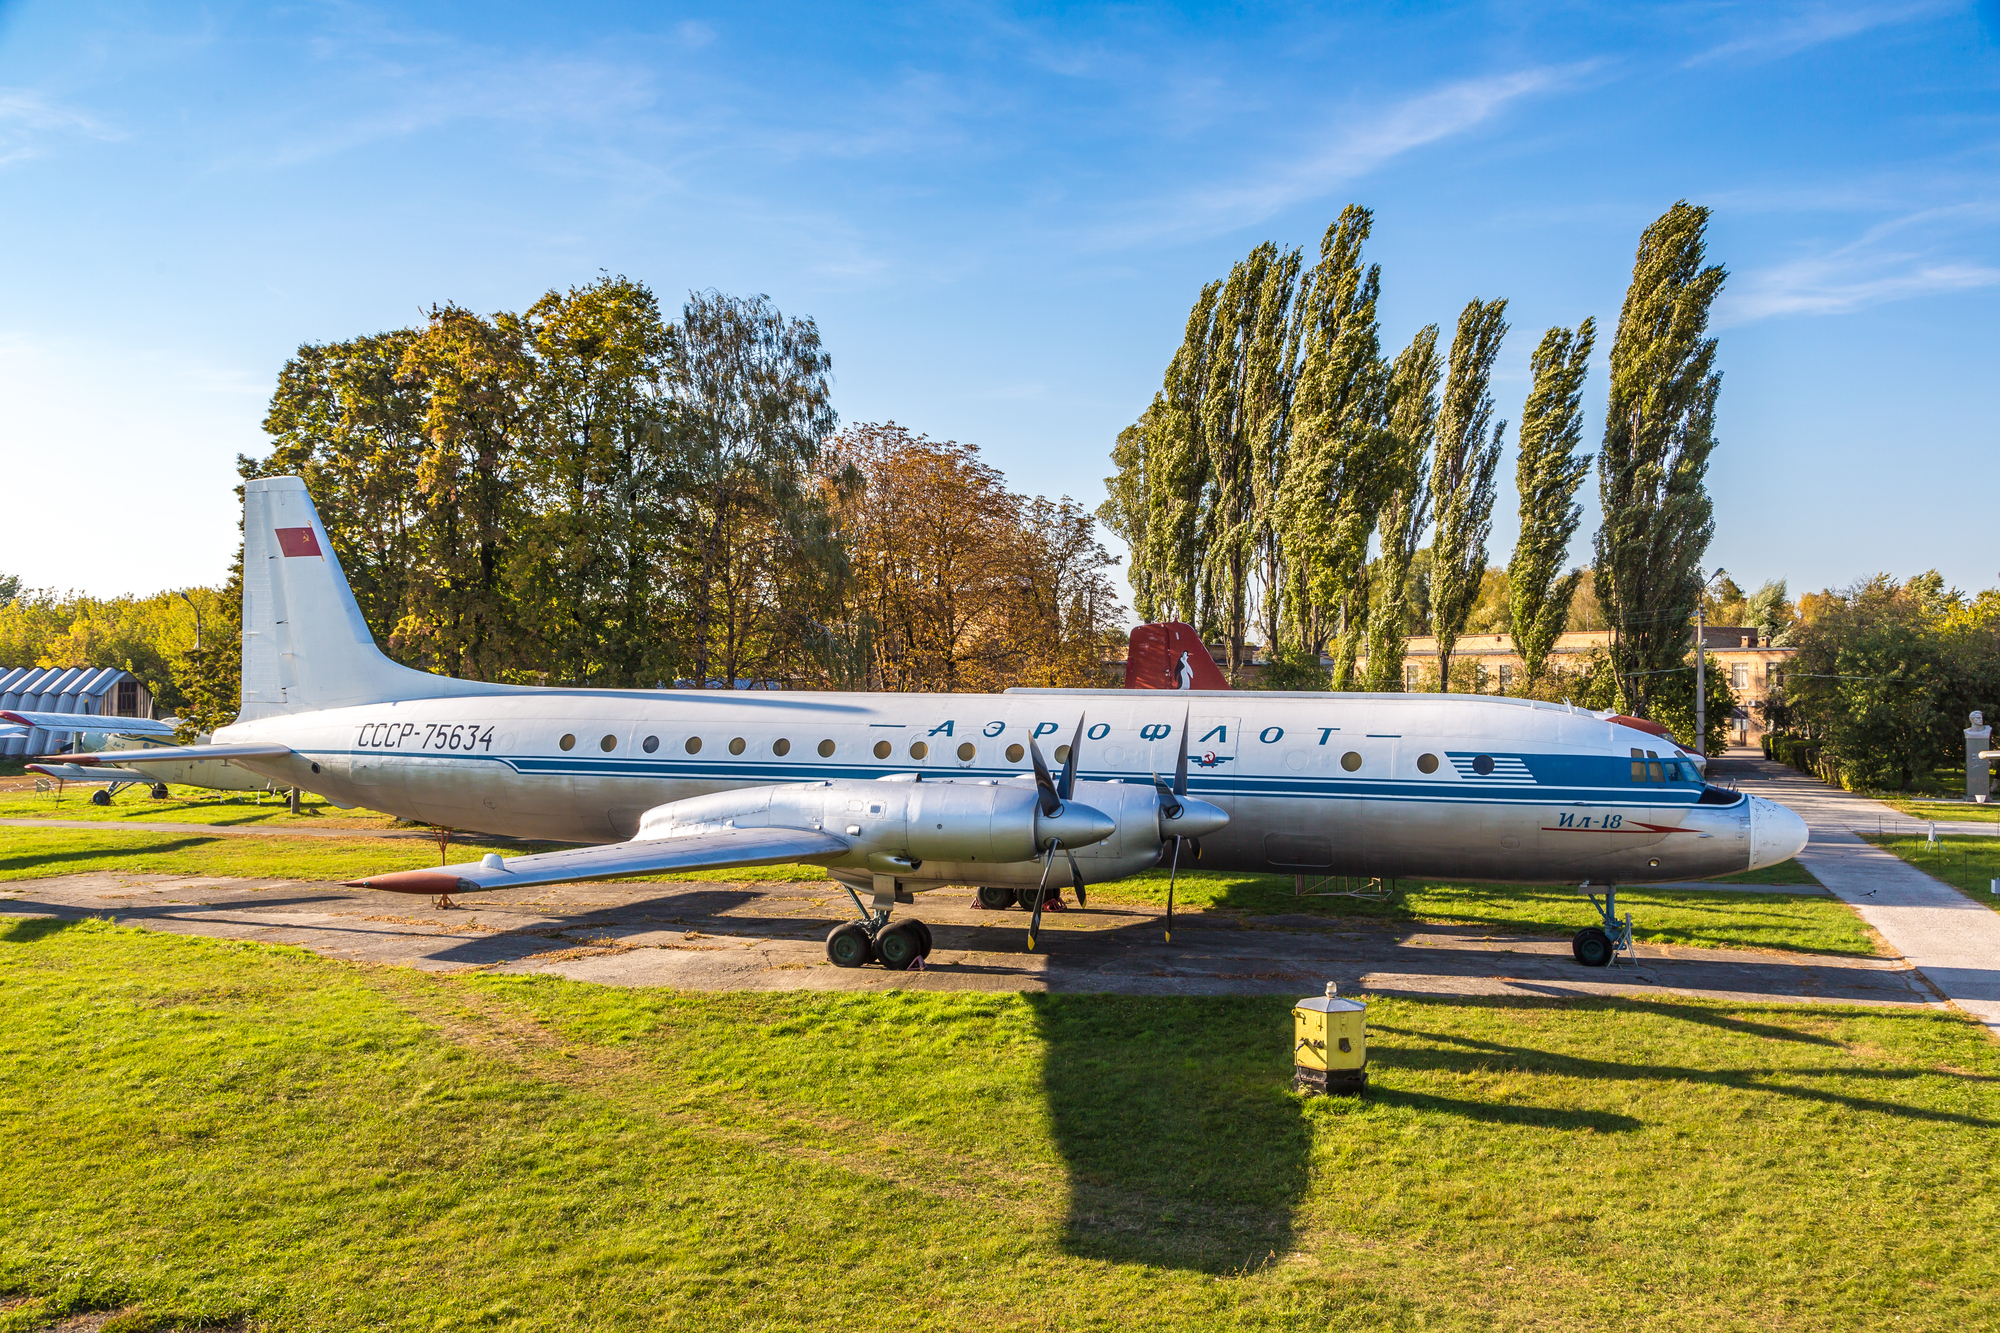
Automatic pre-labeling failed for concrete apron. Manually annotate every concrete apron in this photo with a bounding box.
[1723,756,2000,1036]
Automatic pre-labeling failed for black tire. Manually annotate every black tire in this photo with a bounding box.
[90,790,111,807]
[977,885,1016,911]
[909,919,934,956]
[876,922,922,971]
[1018,885,1044,911]
[1572,926,1614,968]
[149,784,169,800]
[826,922,873,968]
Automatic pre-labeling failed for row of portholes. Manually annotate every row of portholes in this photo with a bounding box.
[557,732,1074,765]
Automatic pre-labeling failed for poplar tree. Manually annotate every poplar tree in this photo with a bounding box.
[1593,202,1725,714]
[1136,285,1220,630]
[1363,325,1441,689]
[1274,206,1393,683]
[1428,298,1508,691]
[1509,318,1596,684]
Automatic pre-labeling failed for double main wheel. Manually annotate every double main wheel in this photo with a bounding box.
[977,885,1017,911]
[1572,926,1614,968]
[826,919,935,970]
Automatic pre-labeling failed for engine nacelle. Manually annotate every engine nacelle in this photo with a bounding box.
[633,776,1115,868]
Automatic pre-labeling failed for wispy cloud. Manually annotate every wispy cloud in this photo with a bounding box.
[1096,64,1594,247]
[1718,201,2000,322]
[0,89,121,167]
[1685,0,1958,65]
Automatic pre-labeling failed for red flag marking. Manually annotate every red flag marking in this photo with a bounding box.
[275,526,323,558]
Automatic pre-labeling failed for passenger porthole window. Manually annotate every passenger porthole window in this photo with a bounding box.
[1341,751,1362,772]
[642,735,659,753]
[601,734,618,753]
[559,733,576,751]
[773,738,791,756]
[1006,743,1025,763]
[817,739,836,758]
[1054,744,1071,764]
[729,737,746,756]
[957,742,976,762]
[909,741,929,760]
[1472,754,1495,776]
[1417,753,1439,774]
[873,740,892,759]
[685,736,702,755]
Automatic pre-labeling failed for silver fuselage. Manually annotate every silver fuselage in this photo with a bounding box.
[217,686,1797,888]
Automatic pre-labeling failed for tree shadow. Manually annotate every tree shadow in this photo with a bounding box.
[1024,993,1309,1273]
[0,837,215,875]
[0,915,85,943]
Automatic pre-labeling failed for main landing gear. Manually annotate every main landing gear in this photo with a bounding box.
[825,874,935,971]
[972,885,1068,912]
[1572,880,1634,968]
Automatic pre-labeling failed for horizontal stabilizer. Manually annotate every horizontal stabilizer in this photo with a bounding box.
[346,826,853,895]
[2,710,176,736]
[32,741,295,767]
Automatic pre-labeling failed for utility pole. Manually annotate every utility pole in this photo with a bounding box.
[178,591,203,650]
[1694,567,1727,757]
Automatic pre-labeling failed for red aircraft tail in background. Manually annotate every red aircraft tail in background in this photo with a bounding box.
[1124,623,1231,690]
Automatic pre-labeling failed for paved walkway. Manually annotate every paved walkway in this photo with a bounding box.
[1717,753,2000,1034]
[0,871,1931,1007]
[1716,750,2000,838]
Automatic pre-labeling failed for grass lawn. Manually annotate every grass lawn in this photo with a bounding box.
[1862,835,2000,914]
[1870,796,2000,824]
[0,784,403,829]
[0,918,1994,1331]
[1091,859,1875,958]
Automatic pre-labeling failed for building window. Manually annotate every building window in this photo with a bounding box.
[116,681,139,716]
[1730,663,1748,690]
[1404,663,1419,691]
[1497,663,1514,694]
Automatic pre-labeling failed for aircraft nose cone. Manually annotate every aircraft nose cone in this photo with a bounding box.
[1161,795,1229,841]
[1748,795,1809,870]
[1037,800,1117,851]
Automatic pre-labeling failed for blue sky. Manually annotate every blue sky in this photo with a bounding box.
[2,1,1995,617]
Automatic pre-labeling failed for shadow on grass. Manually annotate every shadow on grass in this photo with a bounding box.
[0,915,85,943]
[1027,993,1309,1273]
[0,837,216,875]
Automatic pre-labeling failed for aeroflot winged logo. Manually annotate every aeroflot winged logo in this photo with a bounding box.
[275,527,323,558]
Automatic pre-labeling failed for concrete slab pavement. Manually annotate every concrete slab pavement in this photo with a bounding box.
[1718,753,2000,1034]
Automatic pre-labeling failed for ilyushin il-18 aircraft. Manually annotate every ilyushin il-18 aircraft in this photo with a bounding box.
[51,477,1809,971]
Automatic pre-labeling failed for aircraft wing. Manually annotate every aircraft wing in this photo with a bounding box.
[2,710,177,737]
[27,762,167,783]
[346,826,853,895]
[34,741,295,766]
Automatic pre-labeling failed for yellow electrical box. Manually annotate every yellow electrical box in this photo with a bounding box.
[1294,984,1367,1094]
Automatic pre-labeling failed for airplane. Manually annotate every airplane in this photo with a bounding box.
[9,711,306,804]
[47,476,1810,971]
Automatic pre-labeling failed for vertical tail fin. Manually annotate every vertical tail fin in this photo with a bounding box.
[1124,623,1231,690]
[240,478,511,718]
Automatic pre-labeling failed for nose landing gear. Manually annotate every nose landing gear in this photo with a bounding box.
[1573,881,1634,967]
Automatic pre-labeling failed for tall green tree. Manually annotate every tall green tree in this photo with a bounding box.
[669,291,840,689]
[1098,415,1153,619]
[1274,205,1393,686]
[1508,317,1596,684]
[1594,201,1726,714]
[1135,284,1221,631]
[1428,298,1508,691]
[1363,324,1441,689]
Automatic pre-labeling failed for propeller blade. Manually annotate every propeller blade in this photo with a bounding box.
[1174,709,1190,797]
[1152,771,1183,821]
[1028,842,1057,950]
[1059,716,1084,800]
[1027,736,1061,817]
[1165,836,1181,943]
[1065,845,1086,909]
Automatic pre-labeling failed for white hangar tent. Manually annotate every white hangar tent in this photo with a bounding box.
[0,666,158,758]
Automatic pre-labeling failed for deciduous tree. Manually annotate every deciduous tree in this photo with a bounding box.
[1509,318,1595,684]
[1428,298,1508,691]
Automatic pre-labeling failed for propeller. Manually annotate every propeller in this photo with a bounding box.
[1158,710,1192,943]
[1027,734,1062,818]
[1058,716,1084,801]
[1028,838,1057,950]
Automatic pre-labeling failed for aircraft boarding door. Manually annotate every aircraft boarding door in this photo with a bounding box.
[1186,715,1241,791]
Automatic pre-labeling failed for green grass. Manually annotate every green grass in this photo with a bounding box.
[1,918,1995,1331]
[1871,795,2000,823]
[0,784,403,828]
[1092,860,1874,958]
[1863,835,2000,913]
